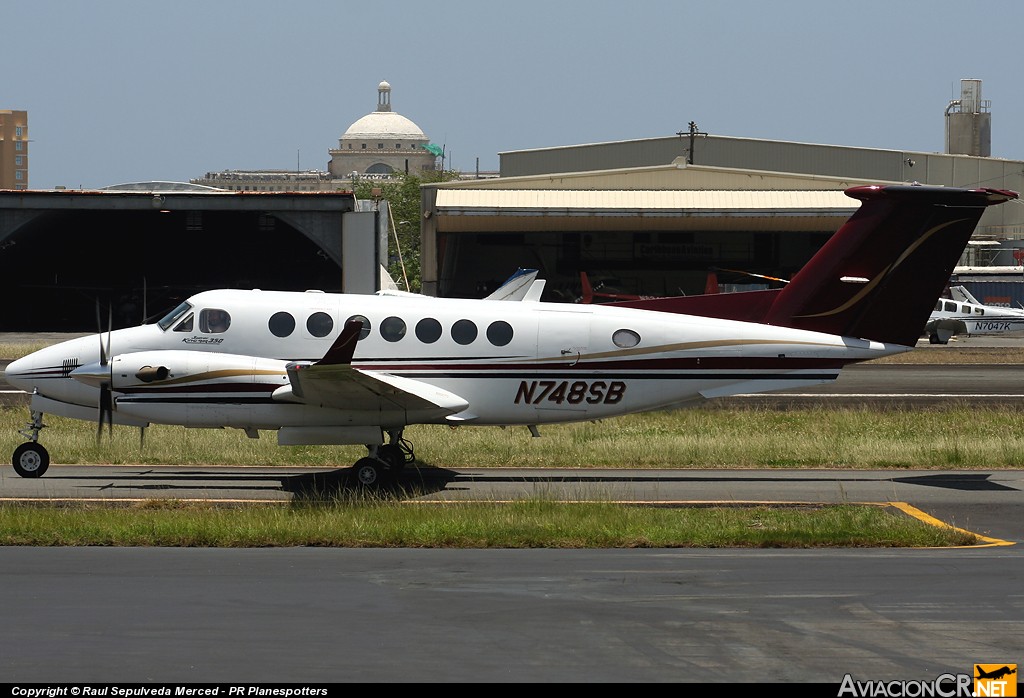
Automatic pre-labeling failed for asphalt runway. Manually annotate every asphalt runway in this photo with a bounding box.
[1,466,1022,684]
[1,545,1021,683]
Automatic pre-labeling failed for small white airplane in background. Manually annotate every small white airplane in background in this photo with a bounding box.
[924,284,1024,344]
[5,184,1017,484]
[379,266,545,303]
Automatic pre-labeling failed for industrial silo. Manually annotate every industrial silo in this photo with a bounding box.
[945,78,991,157]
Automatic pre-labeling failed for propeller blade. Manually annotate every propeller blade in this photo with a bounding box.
[96,300,107,366]
[97,382,113,444]
[106,304,113,365]
[95,300,115,443]
[105,389,113,439]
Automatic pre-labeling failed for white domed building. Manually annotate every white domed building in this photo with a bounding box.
[328,81,438,179]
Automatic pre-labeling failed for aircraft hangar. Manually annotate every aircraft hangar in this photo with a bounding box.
[419,133,1024,303]
[0,184,387,331]
[422,163,864,300]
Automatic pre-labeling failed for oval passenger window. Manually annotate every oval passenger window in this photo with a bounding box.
[380,316,407,342]
[344,314,371,340]
[451,319,478,345]
[415,317,442,343]
[612,329,640,348]
[307,312,334,338]
[486,320,514,346]
[268,312,296,338]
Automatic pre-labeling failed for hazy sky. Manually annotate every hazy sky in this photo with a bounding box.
[8,0,1024,189]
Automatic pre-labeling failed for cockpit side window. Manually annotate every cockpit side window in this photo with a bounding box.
[158,301,193,331]
[173,313,194,332]
[200,308,231,333]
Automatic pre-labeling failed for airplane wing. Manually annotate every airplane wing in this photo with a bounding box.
[271,320,469,417]
[923,315,965,344]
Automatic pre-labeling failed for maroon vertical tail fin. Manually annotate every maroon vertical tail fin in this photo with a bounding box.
[762,184,1017,345]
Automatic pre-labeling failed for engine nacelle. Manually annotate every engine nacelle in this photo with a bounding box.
[72,350,290,393]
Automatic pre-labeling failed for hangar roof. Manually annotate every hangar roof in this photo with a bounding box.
[433,188,858,232]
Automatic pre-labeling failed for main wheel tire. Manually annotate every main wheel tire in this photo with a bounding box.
[13,442,49,478]
[352,457,387,489]
[377,444,406,473]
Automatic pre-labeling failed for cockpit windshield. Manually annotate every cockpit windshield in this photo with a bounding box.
[157,301,194,331]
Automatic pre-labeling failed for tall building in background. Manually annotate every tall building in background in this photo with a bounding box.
[0,110,29,190]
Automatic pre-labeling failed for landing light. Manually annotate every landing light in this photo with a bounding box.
[840,276,869,284]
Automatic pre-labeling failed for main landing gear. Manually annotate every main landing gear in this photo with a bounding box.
[13,410,49,478]
[351,429,415,489]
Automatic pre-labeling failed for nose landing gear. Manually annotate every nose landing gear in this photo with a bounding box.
[13,410,49,478]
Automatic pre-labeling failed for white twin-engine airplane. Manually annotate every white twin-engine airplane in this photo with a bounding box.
[925,284,1024,344]
[5,184,1017,485]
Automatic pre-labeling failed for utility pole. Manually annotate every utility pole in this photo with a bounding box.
[677,121,707,165]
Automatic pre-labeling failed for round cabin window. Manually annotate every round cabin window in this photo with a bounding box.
[415,317,442,343]
[380,316,407,342]
[452,319,478,345]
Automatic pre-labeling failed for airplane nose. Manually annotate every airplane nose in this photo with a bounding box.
[4,355,35,392]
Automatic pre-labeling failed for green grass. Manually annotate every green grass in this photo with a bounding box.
[0,404,1008,549]
[4,403,1023,469]
[0,500,976,548]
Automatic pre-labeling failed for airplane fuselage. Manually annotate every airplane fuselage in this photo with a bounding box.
[6,288,904,441]
[927,296,1024,343]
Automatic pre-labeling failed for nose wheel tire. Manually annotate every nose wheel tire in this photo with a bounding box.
[13,443,50,478]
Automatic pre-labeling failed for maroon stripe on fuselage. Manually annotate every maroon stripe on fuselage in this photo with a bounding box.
[350,356,849,372]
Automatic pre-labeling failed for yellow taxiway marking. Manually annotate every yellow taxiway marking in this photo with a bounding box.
[887,501,1015,547]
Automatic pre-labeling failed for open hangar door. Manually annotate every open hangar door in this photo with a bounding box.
[0,190,361,331]
[424,190,855,303]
